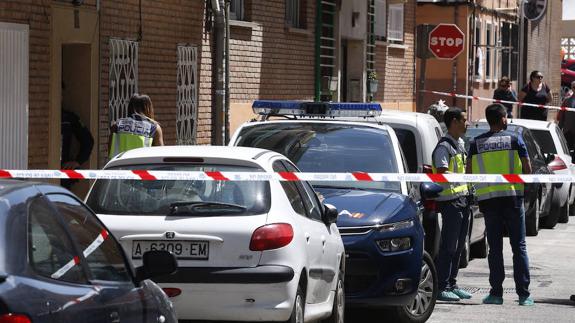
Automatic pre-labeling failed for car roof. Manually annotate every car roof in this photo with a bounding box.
[508,118,554,130]
[242,117,396,132]
[107,145,282,167]
[0,180,68,197]
[470,120,526,134]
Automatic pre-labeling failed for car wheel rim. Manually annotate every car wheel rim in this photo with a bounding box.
[295,294,304,323]
[408,261,434,316]
[336,280,345,323]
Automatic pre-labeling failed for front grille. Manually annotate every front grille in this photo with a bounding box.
[339,226,375,236]
[345,252,379,294]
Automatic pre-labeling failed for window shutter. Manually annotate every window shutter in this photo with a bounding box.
[374,0,387,38]
[387,3,404,42]
[0,22,28,169]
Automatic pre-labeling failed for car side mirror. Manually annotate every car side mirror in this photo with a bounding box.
[322,203,339,225]
[420,182,443,200]
[135,250,178,283]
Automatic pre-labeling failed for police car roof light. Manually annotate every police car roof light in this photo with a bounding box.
[252,100,382,117]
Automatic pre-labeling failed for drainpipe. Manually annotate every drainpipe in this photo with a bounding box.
[225,0,230,144]
[314,0,322,102]
[451,5,458,107]
[211,0,225,145]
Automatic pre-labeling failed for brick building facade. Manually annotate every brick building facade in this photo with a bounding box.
[416,0,562,121]
[0,0,418,177]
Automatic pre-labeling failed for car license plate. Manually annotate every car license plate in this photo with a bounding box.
[132,240,209,260]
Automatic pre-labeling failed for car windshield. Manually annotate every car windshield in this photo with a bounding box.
[86,164,270,216]
[530,130,557,154]
[235,123,401,192]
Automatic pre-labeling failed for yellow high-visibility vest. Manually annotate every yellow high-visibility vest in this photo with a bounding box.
[109,115,156,159]
[432,139,469,201]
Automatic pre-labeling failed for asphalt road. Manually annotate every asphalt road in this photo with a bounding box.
[430,218,575,322]
[345,217,575,323]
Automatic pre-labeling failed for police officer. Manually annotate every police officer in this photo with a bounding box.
[466,103,534,306]
[432,107,472,302]
[109,94,164,159]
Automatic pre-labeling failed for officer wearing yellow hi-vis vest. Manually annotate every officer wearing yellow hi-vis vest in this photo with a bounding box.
[466,103,533,306]
[109,94,164,159]
[431,107,473,302]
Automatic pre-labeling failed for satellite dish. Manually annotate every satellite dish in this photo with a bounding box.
[523,0,547,21]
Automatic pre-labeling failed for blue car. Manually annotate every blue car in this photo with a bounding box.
[0,180,179,323]
[231,101,440,323]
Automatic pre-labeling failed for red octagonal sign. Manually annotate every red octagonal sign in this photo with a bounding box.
[428,24,465,60]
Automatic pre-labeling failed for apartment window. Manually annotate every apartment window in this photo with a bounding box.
[230,0,245,21]
[286,0,306,29]
[474,21,482,79]
[387,3,404,42]
[374,0,387,39]
[486,23,492,80]
[494,25,499,81]
[109,39,138,122]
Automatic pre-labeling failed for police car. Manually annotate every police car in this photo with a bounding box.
[231,101,442,323]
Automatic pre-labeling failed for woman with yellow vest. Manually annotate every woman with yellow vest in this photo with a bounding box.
[466,104,534,306]
[432,107,472,302]
[109,94,164,159]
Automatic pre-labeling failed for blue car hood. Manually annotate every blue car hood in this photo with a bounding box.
[316,187,410,227]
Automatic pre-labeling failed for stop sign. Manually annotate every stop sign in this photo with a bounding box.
[428,24,465,60]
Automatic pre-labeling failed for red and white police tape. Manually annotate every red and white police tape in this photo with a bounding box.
[1,169,574,183]
[51,229,110,279]
[421,89,575,113]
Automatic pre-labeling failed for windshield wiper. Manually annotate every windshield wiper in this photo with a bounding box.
[169,201,247,216]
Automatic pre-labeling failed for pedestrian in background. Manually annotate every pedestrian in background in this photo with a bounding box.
[467,104,534,306]
[61,109,94,189]
[558,80,575,154]
[432,107,473,302]
[518,70,552,121]
[109,93,164,159]
[493,76,517,118]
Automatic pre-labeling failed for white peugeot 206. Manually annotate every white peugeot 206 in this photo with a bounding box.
[85,146,345,323]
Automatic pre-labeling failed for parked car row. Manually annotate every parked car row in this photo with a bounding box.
[3,101,571,323]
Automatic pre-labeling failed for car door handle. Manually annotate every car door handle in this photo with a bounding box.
[110,311,120,323]
[305,233,310,243]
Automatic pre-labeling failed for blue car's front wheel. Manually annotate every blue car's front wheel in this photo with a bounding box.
[393,251,437,323]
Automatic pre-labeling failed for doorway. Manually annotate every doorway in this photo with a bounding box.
[62,44,93,196]
[341,39,365,102]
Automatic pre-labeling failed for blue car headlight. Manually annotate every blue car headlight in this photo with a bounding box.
[376,237,412,252]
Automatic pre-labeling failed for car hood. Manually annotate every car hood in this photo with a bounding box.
[315,187,412,227]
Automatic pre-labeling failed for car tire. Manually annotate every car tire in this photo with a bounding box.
[322,272,344,323]
[392,251,437,323]
[559,200,570,224]
[470,234,488,259]
[571,201,575,217]
[459,233,470,269]
[526,197,540,237]
[287,286,305,323]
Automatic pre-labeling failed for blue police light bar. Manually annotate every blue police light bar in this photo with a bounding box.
[252,100,382,117]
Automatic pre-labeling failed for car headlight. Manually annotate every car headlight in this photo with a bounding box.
[376,237,412,252]
[377,219,414,232]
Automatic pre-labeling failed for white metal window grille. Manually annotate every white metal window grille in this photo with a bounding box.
[0,22,28,169]
[286,0,301,28]
[177,46,198,145]
[561,38,575,59]
[374,0,387,38]
[109,39,138,123]
[230,0,245,20]
[387,3,404,42]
